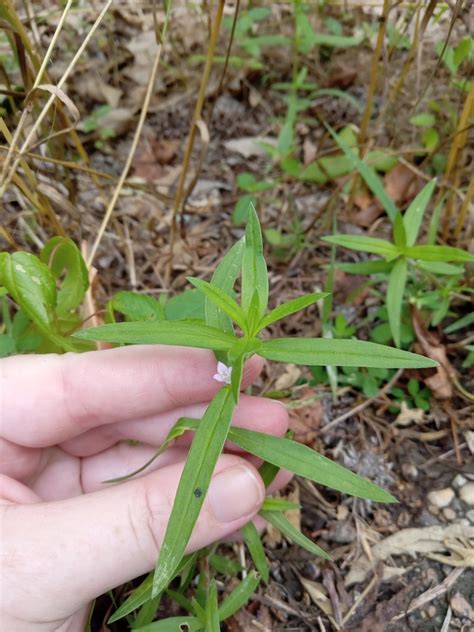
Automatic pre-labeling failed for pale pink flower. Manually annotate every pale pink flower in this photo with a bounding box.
[213,361,232,385]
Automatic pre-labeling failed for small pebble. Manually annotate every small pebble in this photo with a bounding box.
[458,518,470,526]
[466,509,474,524]
[428,504,440,515]
[442,507,456,521]
[459,482,474,506]
[427,487,454,508]
[452,473,468,489]
[450,592,474,620]
[401,463,418,480]
[425,605,437,618]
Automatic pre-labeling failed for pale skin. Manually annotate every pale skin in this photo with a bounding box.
[0,345,290,632]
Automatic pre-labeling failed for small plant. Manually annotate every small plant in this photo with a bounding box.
[321,129,474,349]
[71,206,436,626]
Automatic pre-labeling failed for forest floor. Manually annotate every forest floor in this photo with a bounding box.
[1,2,473,631]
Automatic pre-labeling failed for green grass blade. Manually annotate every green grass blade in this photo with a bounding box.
[241,521,269,583]
[241,204,268,321]
[404,245,474,263]
[261,497,301,512]
[205,580,220,632]
[325,124,398,221]
[260,510,331,560]
[322,235,399,259]
[73,321,237,350]
[257,292,328,331]
[188,277,248,333]
[152,388,235,597]
[205,238,244,335]
[133,617,203,631]
[393,212,407,248]
[228,428,396,503]
[258,337,438,369]
[403,178,437,247]
[336,260,393,275]
[417,261,464,275]
[218,571,261,621]
[386,257,407,348]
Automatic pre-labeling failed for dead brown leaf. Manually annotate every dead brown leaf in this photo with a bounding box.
[412,309,454,399]
[384,163,422,206]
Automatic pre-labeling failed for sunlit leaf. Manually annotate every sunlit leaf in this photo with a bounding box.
[205,580,220,632]
[241,521,269,583]
[257,292,328,331]
[228,428,397,502]
[403,179,437,247]
[188,277,248,333]
[218,571,261,621]
[258,337,437,369]
[260,510,330,559]
[336,260,393,275]
[152,388,235,597]
[404,245,474,263]
[108,291,164,322]
[322,235,399,259]
[241,204,268,321]
[73,320,237,350]
[386,257,408,348]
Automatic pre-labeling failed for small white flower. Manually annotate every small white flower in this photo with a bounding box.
[213,361,232,385]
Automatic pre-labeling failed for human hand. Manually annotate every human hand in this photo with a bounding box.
[0,345,289,631]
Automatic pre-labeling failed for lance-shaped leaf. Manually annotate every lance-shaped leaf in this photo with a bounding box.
[228,427,396,502]
[336,260,393,275]
[260,510,331,560]
[404,245,474,263]
[73,320,237,351]
[152,388,235,597]
[393,212,407,249]
[108,553,199,623]
[257,292,328,331]
[257,337,438,369]
[218,571,261,621]
[241,204,268,321]
[188,277,248,333]
[205,580,220,632]
[417,261,464,276]
[325,123,398,221]
[108,291,165,322]
[205,238,244,336]
[241,521,269,583]
[133,616,203,631]
[322,235,399,259]
[261,497,301,512]
[386,257,408,348]
[403,178,437,247]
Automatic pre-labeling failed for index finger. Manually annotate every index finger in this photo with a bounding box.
[0,345,263,447]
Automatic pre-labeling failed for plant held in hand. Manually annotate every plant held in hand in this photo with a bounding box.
[74,206,437,627]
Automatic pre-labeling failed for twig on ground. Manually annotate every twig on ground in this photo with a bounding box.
[321,368,404,435]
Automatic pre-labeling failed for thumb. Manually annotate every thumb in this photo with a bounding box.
[2,455,265,621]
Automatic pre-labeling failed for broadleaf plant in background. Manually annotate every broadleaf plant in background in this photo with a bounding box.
[74,205,438,626]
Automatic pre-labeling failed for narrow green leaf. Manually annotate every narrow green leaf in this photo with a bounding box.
[228,428,396,503]
[133,593,162,629]
[325,124,399,221]
[403,179,437,247]
[109,555,198,623]
[104,417,198,483]
[188,277,248,333]
[165,290,205,321]
[393,212,407,248]
[386,257,408,348]
[40,237,89,312]
[260,510,331,560]
[336,260,393,275]
[165,590,198,617]
[322,235,399,259]
[404,245,474,263]
[73,320,237,350]
[205,238,244,335]
[241,521,269,583]
[257,292,328,331]
[109,291,165,322]
[241,204,268,321]
[261,497,301,512]
[133,617,203,632]
[258,462,280,488]
[228,337,263,403]
[205,580,220,632]
[218,571,261,621]
[258,337,438,369]
[444,313,474,334]
[152,388,235,597]
[417,260,464,275]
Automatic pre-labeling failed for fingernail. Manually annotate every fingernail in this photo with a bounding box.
[208,465,264,523]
